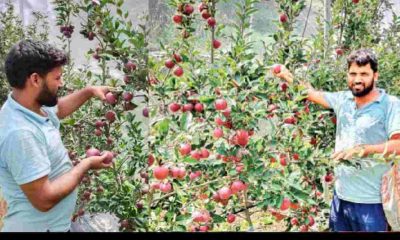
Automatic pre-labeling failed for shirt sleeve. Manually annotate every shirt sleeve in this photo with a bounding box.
[1,130,51,185]
[323,91,345,114]
[385,98,400,138]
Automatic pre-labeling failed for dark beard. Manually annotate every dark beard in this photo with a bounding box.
[349,79,374,97]
[37,82,58,107]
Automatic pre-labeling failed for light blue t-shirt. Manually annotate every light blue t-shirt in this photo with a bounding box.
[324,89,400,203]
[0,93,77,232]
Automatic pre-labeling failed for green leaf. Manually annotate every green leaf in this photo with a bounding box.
[198,95,215,104]
[182,156,198,164]
[212,214,225,223]
[179,112,192,131]
[155,119,170,135]
[62,118,76,126]
[289,185,314,204]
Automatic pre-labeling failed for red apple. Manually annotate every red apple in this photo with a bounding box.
[142,107,149,118]
[151,182,160,190]
[182,103,193,112]
[95,120,105,128]
[279,13,288,23]
[218,187,232,200]
[280,197,291,211]
[173,53,182,63]
[189,171,200,180]
[105,92,117,105]
[190,150,202,160]
[194,103,204,112]
[153,166,169,180]
[170,167,180,178]
[231,180,246,194]
[215,117,224,126]
[336,48,344,56]
[331,117,337,125]
[283,116,296,124]
[199,226,208,232]
[124,75,131,84]
[236,130,249,147]
[272,64,282,74]
[159,182,172,193]
[280,154,287,167]
[213,127,223,138]
[280,82,288,92]
[183,4,194,15]
[236,164,244,173]
[86,148,101,157]
[179,143,192,156]
[212,192,221,202]
[227,214,236,223]
[213,39,221,49]
[207,17,216,27]
[94,128,102,136]
[291,218,299,226]
[88,31,95,41]
[169,103,181,112]
[201,9,211,19]
[192,211,205,222]
[172,14,183,24]
[177,168,186,180]
[174,67,184,77]
[325,173,334,183]
[300,225,309,232]
[310,137,317,145]
[148,154,155,166]
[165,59,175,69]
[200,148,210,158]
[122,92,133,102]
[222,108,231,118]
[352,0,359,3]
[93,52,100,60]
[125,61,136,71]
[215,99,228,110]
[308,216,315,226]
[293,153,299,160]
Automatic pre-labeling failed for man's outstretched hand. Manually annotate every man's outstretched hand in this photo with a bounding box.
[331,145,366,162]
[90,86,110,102]
[270,64,294,83]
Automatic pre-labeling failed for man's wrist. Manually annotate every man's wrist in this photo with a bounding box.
[358,144,370,157]
[79,158,92,172]
[85,86,95,98]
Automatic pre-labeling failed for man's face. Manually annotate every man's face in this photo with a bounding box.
[36,67,63,107]
[347,63,377,97]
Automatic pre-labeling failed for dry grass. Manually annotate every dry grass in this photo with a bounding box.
[212,208,287,232]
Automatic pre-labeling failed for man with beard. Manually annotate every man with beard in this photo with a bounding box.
[272,48,400,231]
[0,40,113,232]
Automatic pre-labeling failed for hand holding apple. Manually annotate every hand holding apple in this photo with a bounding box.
[89,86,111,102]
[270,64,294,83]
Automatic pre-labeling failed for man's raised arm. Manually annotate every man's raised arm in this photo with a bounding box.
[271,65,331,109]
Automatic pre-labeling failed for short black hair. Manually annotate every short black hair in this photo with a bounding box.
[347,48,378,73]
[4,39,68,89]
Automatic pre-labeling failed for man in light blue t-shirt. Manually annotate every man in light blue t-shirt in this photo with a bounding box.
[273,49,400,231]
[0,40,113,232]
